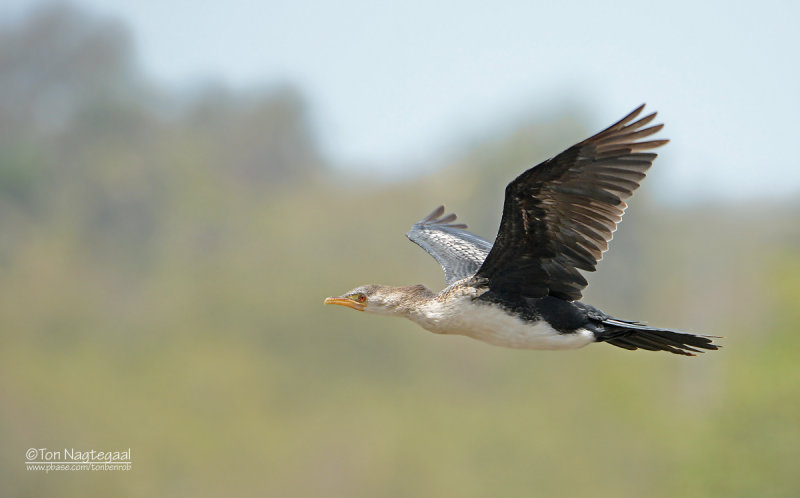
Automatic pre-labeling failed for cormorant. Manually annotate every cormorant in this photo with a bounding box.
[324,105,720,355]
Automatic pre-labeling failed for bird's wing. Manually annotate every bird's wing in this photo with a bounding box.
[474,104,668,301]
[406,206,493,286]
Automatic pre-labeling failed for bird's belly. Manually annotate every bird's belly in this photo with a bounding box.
[417,298,595,350]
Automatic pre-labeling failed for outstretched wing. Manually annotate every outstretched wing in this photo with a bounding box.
[475,104,668,301]
[406,206,493,286]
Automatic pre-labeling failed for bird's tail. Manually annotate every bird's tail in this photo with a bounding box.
[595,318,721,356]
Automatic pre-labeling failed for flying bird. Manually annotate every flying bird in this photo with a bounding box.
[324,105,720,355]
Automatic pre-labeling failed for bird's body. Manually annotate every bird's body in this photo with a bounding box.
[411,288,596,350]
[325,105,720,356]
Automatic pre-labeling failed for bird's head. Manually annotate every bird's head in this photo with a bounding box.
[323,285,393,315]
[324,284,433,316]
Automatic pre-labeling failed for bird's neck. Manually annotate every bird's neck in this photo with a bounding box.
[378,284,437,318]
[380,284,467,334]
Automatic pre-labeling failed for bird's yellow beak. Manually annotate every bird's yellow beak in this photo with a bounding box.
[323,296,366,312]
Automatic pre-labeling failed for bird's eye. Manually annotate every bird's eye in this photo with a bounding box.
[358,294,367,303]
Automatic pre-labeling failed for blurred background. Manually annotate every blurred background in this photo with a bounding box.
[1,1,799,497]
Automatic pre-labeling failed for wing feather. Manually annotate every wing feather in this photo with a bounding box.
[475,104,667,300]
[406,206,492,286]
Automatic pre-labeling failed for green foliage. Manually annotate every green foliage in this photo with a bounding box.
[1,5,799,498]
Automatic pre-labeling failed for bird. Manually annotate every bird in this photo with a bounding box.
[324,104,720,355]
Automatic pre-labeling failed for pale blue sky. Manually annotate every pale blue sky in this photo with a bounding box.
[3,0,799,200]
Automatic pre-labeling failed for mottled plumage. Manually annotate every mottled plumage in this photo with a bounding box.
[405,206,492,285]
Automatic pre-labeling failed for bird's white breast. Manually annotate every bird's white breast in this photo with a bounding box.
[411,293,595,350]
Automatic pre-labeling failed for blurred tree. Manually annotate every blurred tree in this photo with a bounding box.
[0,3,141,214]
[0,3,323,273]
[0,3,138,133]
[182,83,323,188]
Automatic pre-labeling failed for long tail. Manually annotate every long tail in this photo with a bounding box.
[595,318,721,356]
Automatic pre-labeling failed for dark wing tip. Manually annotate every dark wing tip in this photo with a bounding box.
[415,205,468,229]
[584,104,671,148]
[422,205,445,222]
[643,138,670,148]
[597,103,647,135]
